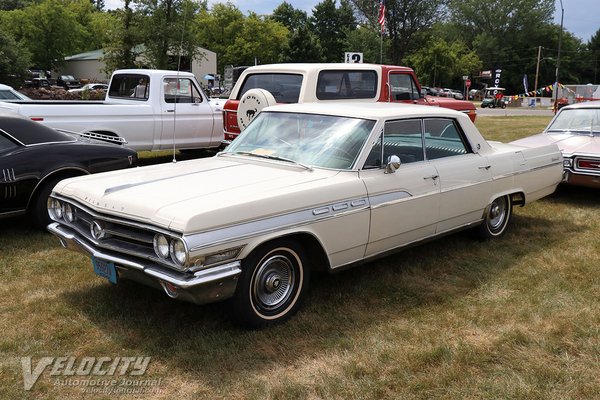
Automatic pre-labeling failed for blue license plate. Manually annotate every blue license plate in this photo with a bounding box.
[92,257,117,284]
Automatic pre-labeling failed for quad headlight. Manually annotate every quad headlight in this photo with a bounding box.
[170,238,188,266]
[153,234,188,268]
[62,202,75,222]
[153,234,170,259]
[48,198,63,220]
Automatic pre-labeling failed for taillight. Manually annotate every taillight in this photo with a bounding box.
[224,110,241,134]
[577,158,600,170]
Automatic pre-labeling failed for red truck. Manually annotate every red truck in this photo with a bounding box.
[222,63,477,142]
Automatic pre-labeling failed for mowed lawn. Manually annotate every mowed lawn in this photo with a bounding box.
[1,116,599,399]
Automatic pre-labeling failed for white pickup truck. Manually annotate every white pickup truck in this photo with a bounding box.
[0,69,224,151]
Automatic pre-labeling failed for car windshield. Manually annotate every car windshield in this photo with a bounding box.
[547,108,600,134]
[224,111,375,170]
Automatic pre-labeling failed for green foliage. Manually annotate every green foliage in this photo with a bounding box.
[272,1,309,32]
[224,13,288,66]
[311,0,357,62]
[406,37,482,88]
[280,24,323,63]
[101,0,143,73]
[0,27,31,86]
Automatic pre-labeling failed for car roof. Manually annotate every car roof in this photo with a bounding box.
[263,102,464,120]
[561,100,600,110]
[0,115,73,145]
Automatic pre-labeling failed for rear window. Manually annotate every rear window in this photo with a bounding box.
[109,74,150,100]
[237,73,303,103]
[0,90,21,100]
[316,70,378,100]
[0,116,73,145]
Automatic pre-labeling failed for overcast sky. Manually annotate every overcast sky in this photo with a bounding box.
[103,0,598,42]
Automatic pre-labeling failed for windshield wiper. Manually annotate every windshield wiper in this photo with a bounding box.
[227,151,313,171]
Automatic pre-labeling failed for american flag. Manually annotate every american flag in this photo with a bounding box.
[378,0,386,32]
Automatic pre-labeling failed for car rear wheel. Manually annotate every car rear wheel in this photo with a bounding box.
[230,239,310,328]
[474,195,512,240]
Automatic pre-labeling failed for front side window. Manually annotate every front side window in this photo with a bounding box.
[389,73,420,101]
[316,70,378,100]
[163,78,203,103]
[238,73,303,103]
[364,119,424,168]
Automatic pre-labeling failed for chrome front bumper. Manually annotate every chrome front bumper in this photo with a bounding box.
[48,222,241,305]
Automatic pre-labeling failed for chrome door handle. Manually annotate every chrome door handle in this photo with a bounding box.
[478,165,491,170]
[423,174,439,180]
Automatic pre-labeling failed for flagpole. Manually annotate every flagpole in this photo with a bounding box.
[380,29,383,64]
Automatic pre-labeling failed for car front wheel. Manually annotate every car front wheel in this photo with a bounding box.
[474,195,512,240]
[231,239,310,328]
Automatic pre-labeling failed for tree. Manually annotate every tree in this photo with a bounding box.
[406,38,482,88]
[0,0,91,72]
[0,27,31,86]
[134,0,203,70]
[224,12,288,66]
[195,2,245,71]
[311,0,357,62]
[351,0,445,65]
[272,1,309,32]
[101,0,142,73]
[280,24,323,63]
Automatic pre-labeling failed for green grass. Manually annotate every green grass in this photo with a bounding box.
[3,115,600,399]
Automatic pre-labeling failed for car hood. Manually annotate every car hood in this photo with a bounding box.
[511,132,600,155]
[54,156,364,233]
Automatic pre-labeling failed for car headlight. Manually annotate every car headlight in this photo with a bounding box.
[153,234,170,259]
[170,238,188,266]
[62,203,75,222]
[48,198,63,220]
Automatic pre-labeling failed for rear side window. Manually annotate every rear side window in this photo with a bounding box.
[389,73,421,101]
[317,70,378,100]
[237,73,303,103]
[109,74,150,100]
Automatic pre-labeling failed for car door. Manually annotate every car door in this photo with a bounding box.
[360,118,440,257]
[422,118,492,233]
[159,77,216,149]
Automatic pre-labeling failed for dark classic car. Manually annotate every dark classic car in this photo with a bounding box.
[56,75,82,90]
[0,114,137,227]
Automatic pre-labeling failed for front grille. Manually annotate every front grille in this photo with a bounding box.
[55,196,186,272]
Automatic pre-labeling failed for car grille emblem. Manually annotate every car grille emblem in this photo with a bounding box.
[90,221,106,240]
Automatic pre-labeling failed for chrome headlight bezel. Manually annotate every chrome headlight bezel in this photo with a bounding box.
[62,202,75,223]
[170,237,188,267]
[48,198,63,220]
[153,234,170,259]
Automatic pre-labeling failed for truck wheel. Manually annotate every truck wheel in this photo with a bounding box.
[474,195,512,240]
[230,239,310,328]
[236,89,276,132]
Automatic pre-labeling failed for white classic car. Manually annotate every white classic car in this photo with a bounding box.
[47,103,563,327]
[512,100,600,188]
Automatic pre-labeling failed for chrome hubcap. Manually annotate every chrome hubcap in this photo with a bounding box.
[489,199,506,230]
[253,254,294,310]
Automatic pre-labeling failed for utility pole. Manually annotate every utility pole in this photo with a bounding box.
[534,46,542,107]
[554,0,564,111]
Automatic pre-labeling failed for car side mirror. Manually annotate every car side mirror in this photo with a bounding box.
[385,155,401,174]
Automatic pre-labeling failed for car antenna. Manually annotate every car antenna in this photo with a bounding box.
[172,5,189,163]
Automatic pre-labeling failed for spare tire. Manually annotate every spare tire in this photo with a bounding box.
[237,88,277,131]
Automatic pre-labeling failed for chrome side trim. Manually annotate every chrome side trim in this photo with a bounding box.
[369,190,413,208]
[185,196,371,252]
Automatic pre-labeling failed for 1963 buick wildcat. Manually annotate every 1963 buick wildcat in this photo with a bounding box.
[48,103,562,327]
